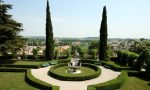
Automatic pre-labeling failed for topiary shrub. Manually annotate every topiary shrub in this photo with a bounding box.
[88,70,128,90]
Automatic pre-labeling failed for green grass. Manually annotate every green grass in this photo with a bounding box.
[53,66,95,77]
[0,72,38,90]
[119,76,150,90]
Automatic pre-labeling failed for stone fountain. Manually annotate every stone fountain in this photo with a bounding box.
[67,51,81,74]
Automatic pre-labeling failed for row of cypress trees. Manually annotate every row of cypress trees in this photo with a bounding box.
[45,0,108,61]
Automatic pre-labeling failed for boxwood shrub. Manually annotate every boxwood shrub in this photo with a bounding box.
[88,70,128,90]
[50,59,70,64]
[58,55,68,59]
[116,50,139,66]
[101,61,132,71]
[0,67,27,72]
[25,69,59,90]
[49,63,101,81]
[0,64,41,69]
[81,59,102,65]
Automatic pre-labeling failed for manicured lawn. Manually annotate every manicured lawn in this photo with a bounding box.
[119,76,150,90]
[53,66,96,77]
[0,72,38,90]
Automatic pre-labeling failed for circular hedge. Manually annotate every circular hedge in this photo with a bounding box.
[48,63,101,81]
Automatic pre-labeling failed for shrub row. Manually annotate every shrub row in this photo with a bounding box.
[81,59,131,71]
[116,50,139,66]
[0,67,27,72]
[49,63,101,81]
[88,70,128,90]
[25,69,59,90]
[58,55,68,59]
[21,55,68,60]
[101,61,132,71]
[0,64,41,69]
[81,59,102,65]
[127,70,146,77]
[52,59,70,64]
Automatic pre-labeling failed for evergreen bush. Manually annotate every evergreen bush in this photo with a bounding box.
[116,50,139,66]
[88,71,128,90]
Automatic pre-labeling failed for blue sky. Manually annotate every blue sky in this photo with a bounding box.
[4,0,150,38]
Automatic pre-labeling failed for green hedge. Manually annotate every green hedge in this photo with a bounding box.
[0,67,27,72]
[56,59,70,63]
[0,64,41,69]
[101,61,132,71]
[81,59,131,71]
[58,55,68,59]
[88,70,128,90]
[81,59,102,65]
[49,63,101,81]
[49,59,70,64]
[25,69,59,90]
[116,50,139,66]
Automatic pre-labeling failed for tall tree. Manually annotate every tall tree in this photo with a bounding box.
[0,0,25,58]
[45,0,54,60]
[99,6,109,61]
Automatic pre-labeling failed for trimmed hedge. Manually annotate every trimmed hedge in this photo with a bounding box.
[101,61,132,71]
[81,59,131,71]
[0,67,27,72]
[0,64,41,69]
[25,69,59,90]
[88,70,128,90]
[116,50,139,66]
[81,59,102,65]
[49,59,70,64]
[49,63,101,81]
[127,70,146,77]
[58,55,68,59]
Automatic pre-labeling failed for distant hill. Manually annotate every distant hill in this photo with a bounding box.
[23,36,99,40]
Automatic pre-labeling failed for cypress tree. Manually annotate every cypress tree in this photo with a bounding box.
[45,0,54,60]
[99,6,109,61]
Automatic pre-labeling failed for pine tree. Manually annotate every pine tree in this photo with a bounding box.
[99,6,109,61]
[45,0,54,60]
[0,0,25,58]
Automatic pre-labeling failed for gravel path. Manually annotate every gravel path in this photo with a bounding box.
[31,66,120,90]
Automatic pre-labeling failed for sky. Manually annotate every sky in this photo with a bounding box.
[4,0,150,38]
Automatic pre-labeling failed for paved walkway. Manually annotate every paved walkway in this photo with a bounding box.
[31,66,120,90]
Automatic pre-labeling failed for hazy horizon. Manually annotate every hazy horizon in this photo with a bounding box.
[23,35,150,39]
[4,0,150,38]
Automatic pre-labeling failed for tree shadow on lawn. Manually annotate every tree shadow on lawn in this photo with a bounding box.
[135,75,150,86]
[0,59,17,64]
[137,76,150,82]
[148,83,150,86]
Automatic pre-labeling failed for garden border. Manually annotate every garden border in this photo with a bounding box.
[48,63,101,81]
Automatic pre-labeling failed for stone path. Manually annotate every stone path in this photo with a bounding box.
[31,66,120,90]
